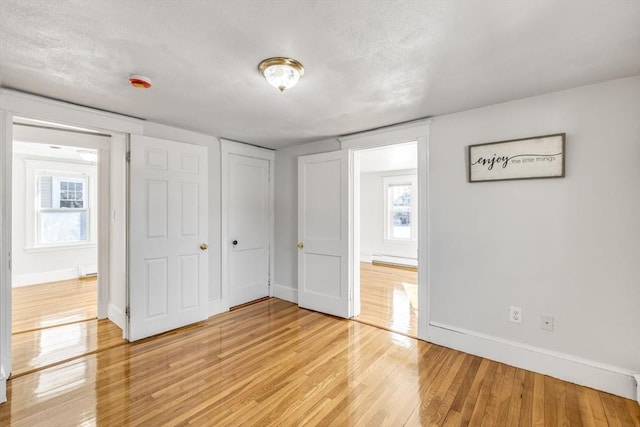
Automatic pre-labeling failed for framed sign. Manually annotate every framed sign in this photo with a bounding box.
[468,133,565,182]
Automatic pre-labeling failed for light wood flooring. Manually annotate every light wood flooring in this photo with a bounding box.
[2,297,639,426]
[11,278,126,377]
[356,262,418,337]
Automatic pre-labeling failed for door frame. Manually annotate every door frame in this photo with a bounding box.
[0,89,142,402]
[339,119,431,341]
[220,139,275,308]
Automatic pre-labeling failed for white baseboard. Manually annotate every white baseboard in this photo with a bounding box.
[107,303,126,332]
[12,268,79,287]
[428,321,637,400]
[634,374,640,405]
[272,283,298,304]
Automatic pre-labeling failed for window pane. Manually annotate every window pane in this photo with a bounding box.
[40,211,87,243]
[389,184,411,239]
[57,180,85,208]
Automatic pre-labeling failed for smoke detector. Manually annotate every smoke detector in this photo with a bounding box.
[129,74,152,89]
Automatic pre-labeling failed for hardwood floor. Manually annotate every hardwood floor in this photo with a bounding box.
[12,277,98,333]
[11,278,127,378]
[356,262,418,337]
[2,298,638,426]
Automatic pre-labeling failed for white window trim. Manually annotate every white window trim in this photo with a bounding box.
[38,174,90,246]
[382,174,417,243]
[24,159,97,250]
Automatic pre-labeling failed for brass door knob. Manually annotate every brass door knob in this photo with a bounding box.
[297,242,304,249]
[200,243,208,250]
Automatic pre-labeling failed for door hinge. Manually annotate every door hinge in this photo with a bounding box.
[8,252,11,270]
[126,151,131,162]
[125,306,130,318]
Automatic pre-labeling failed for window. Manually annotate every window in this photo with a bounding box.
[383,175,417,242]
[37,175,89,245]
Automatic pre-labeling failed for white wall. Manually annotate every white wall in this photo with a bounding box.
[11,153,97,286]
[143,122,223,316]
[360,169,418,261]
[428,76,640,396]
[273,138,340,302]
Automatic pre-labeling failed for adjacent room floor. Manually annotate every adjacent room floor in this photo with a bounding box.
[11,278,126,378]
[355,262,418,337]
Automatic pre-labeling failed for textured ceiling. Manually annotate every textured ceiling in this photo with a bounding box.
[1,1,639,149]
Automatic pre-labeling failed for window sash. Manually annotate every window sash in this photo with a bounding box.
[383,175,417,242]
[37,174,90,246]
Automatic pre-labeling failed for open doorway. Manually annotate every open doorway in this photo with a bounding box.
[353,142,418,337]
[10,120,126,377]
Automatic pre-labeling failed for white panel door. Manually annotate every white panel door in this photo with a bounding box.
[129,135,208,341]
[298,150,353,318]
[227,153,271,307]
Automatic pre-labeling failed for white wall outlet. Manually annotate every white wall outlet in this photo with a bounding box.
[509,306,522,323]
[540,314,554,331]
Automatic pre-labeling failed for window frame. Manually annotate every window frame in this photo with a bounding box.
[37,174,90,247]
[382,174,418,243]
[23,159,97,252]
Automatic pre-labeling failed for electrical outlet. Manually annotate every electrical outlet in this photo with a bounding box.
[540,314,554,331]
[509,306,522,323]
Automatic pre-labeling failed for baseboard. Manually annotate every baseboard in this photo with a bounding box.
[272,283,298,304]
[107,303,126,332]
[634,374,640,405]
[12,268,79,287]
[428,321,637,400]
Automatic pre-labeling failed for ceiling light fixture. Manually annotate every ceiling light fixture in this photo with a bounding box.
[258,57,304,92]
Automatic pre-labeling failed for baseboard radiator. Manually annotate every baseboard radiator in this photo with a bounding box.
[371,254,417,268]
[78,264,98,278]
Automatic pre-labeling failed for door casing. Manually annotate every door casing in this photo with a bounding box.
[339,119,431,341]
[0,89,142,402]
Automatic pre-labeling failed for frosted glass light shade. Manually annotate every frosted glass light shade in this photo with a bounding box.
[258,57,304,92]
